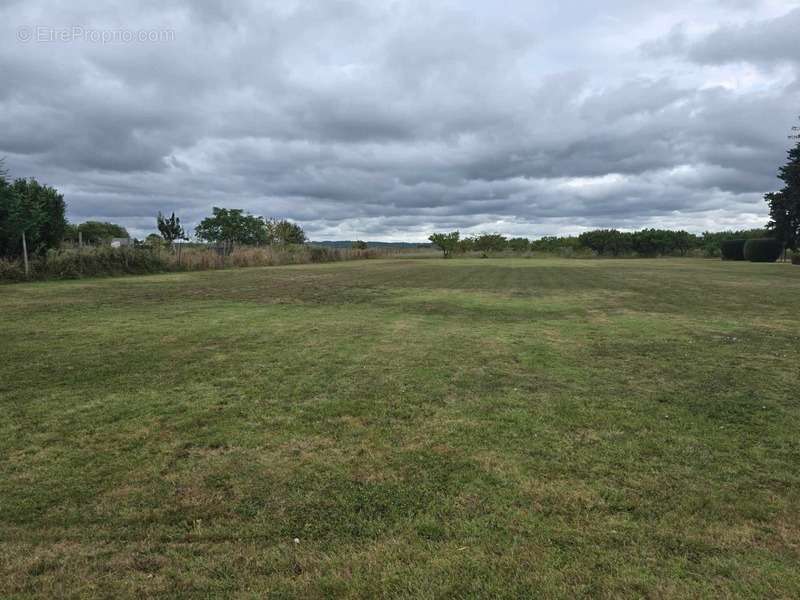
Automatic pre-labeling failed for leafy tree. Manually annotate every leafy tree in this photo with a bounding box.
[579,230,609,255]
[77,221,129,245]
[458,236,476,252]
[195,207,268,253]
[766,192,799,255]
[429,231,460,258]
[765,120,800,253]
[607,231,633,256]
[352,240,368,250]
[530,236,581,253]
[63,223,79,243]
[243,217,270,246]
[578,229,631,256]
[474,233,508,253]
[145,233,165,247]
[268,219,307,245]
[508,237,530,252]
[631,229,697,256]
[631,229,666,256]
[672,230,698,256]
[156,211,186,246]
[0,175,66,258]
[14,179,67,254]
[0,168,21,257]
[195,209,306,251]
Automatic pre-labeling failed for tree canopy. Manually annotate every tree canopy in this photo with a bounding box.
[578,229,631,256]
[70,221,130,245]
[195,208,307,252]
[195,207,268,252]
[765,122,800,251]
[508,237,530,252]
[157,211,187,245]
[429,231,460,258]
[473,234,508,253]
[0,175,67,258]
[268,218,307,245]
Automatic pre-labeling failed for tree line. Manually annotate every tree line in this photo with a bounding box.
[0,163,308,268]
[430,118,800,261]
[3,117,799,266]
[428,228,771,258]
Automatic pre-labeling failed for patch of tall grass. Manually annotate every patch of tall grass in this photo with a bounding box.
[0,247,169,282]
[0,244,417,282]
[169,244,388,270]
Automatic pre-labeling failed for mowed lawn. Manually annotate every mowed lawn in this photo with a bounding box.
[1,258,798,598]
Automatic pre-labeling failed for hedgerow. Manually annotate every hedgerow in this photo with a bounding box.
[720,240,747,261]
[743,238,782,263]
[0,244,391,283]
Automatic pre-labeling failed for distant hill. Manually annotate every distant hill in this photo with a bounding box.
[310,240,432,248]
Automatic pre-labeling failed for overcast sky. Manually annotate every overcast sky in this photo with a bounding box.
[1,1,799,241]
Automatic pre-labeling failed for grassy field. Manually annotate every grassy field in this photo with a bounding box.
[1,258,798,598]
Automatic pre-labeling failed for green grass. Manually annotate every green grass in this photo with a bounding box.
[1,257,798,598]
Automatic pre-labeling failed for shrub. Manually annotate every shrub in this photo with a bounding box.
[0,258,28,282]
[0,247,170,282]
[508,237,530,252]
[43,247,169,278]
[743,238,782,263]
[720,239,747,261]
[474,233,508,253]
[703,230,767,257]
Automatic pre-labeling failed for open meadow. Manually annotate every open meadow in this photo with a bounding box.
[1,257,798,598]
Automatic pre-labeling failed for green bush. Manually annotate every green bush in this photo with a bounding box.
[720,239,746,261]
[743,238,782,263]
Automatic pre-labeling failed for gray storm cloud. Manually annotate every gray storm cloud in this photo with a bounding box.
[1,0,798,240]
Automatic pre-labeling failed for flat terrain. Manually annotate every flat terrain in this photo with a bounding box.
[1,258,798,598]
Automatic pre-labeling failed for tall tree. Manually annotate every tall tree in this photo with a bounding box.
[765,119,800,252]
[156,211,187,246]
[0,162,18,257]
[0,176,66,258]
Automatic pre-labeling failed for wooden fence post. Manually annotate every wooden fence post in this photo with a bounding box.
[21,230,29,278]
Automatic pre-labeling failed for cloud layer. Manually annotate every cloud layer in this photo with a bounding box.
[1,0,798,240]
